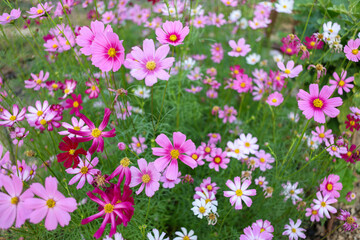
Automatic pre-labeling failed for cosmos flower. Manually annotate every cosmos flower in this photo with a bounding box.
[156,20,189,46]
[223,177,256,210]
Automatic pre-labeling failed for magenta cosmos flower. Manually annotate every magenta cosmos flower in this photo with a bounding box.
[124,39,175,86]
[0,175,33,229]
[329,70,354,95]
[266,91,284,106]
[344,38,360,62]
[297,84,342,123]
[223,177,256,210]
[129,158,160,197]
[277,60,303,78]
[319,174,342,199]
[81,184,134,239]
[24,176,77,230]
[90,31,125,72]
[205,147,230,171]
[228,38,251,57]
[68,108,116,154]
[65,93,83,116]
[152,132,196,180]
[108,157,131,185]
[156,20,189,46]
[27,2,53,19]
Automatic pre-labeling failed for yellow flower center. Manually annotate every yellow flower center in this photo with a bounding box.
[272,98,277,103]
[91,85,96,91]
[347,151,352,157]
[205,147,211,153]
[260,228,265,233]
[346,217,354,224]
[68,149,75,155]
[169,34,177,41]
[36,79,42,84]
[313,98,323,108]
[234,149,240,154]
[284,69,291,74]
[64,88,70,94]
[199,206,206,213]
[286,48,292,53]
[326,183,333,191]
[240,82,246,88]
[73,101,79,108]
[120,157,130,167]
[104,203,114,213]
[52,44,58,49]
[259,181,263,185]
[40,119,47,125]
[191,154,198,160]
[108,48,117,57]
[146,61,156,70]
[291,228,296,233]
[11,197,19,205]
[321,201,326,207]
[142,174,151,183]
[352,49,359,55]
[6,16,10,20]
[73,126,80,131]
[290,190,295,194]
[236,47,242,52]
[319,133,325,138]
[52,83,58,89]
[310,41,315,47]
[37,9,44,14]
[80,166,88,174]
[10,115,16,121]
[91,128,102,138]
[46,199,56,208]
[331,146,337,151]
[136,142,141,147]
[260,158,265,163]
[312,210,317,215]
[30,170,34,175]
[183,237,190,240]
[214,157,221,163]
[170,149,180,159]
[236,189,243,196]
[207,185,213,191]
[234,70,239,74]
[350,120,355,126]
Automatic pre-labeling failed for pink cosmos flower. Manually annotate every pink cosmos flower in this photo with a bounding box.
[90,31,125,72]
[305,205,320,222]
[59,116,90,138]
[156,20,189,46]
[124,39,175,86]
[252,219,274,236]
[0,175,33,229]
[24,176,77,230]
[102,11,115,24]
[129,158,160,197]
[266,91,284,106]
[297,84,343,123]
[27,2,53,18]
[25,100,50,127]
[228,38,251,57]
[85,79,100,99]
[337,209,358,232]
[76,20,113,56]
[25,70,49,90]
[254,176,268,189]
[193,15,208,28]
[65,94,83,116]
[308,64,327,80]
[218,105,237,123]
[206,148,230,171]
[240,225,272,240]
[185,85,203,94]
[282,219,306,240]
[313,191,337,219]
[344,38,360,62]
[346,191,356,202]
[208,133,221,144]
[152,132,196,180]
[160,171,181,189]
[68,108,116,154]
[35,110,62,131]
[329,70,354,95]
[60,79,77,99]
[277,60,303,78]
[221,0,238,6]
[114,101,132,120]
[9,127,29,147]
[66,152,99,189]
[206,88,218,98]
[304,35,324,49]
[130,135,148,155]
[0,104,26,127]
[224,177,256,210]
[81,184,134,239]
[232,74,252,93]
[117,142,126,151]
[325,138,347,158]
[108,157,132,185]
[194,177,219,198]
[311,125,333,144]
[319,174,342,199]
[0,8,21,25]
[254,150,274,171]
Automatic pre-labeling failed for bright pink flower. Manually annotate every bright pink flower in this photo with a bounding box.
[156,20,189,46]
[81,184,134,239]
[129,158,160,197]
[232,74,252,93]
[90,31,125,72]
[0,104,26,127]
[277,60,302,78]
[329,70,354,95]
[228,38,251,57]
[24,176,77,230]
[27,2,53,19]
[337,209,358,231]
[223,177,256,210]
[305,205,320,222]
[344,38,360,62]
[68,108,116,154]
[304,35,324,49]
[124,39,175,86]
[319,174,342,199]
[102,11,115,24]
[152,132,196,180]
[9,127,29,147]
[65,94,83,116]
[0,175,33,229]
[218,105,237,123]
[266,91,284,106]
[108,157,132,185]
[297,84,342,123]
[0,8,21,25]
[194,177,219,199]
[206,148,230,171]
[36,110,62,131]
[85,79,100,99]
[311,125,333,144]
[66,152,99,189]
[312,191,337,219]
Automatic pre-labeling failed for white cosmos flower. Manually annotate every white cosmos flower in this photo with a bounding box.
[191,198,211,219]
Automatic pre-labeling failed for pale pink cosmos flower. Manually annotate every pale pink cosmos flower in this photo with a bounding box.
[66,152,99,189]
[297,84,343,123]
[206,147,230,171]
[102,11,115,24]
[0,104,26,127]
[329,70,354,95]
[25,100,50,127]
[305,204,320,222]
[185,85,202,94]
[312,191,337,219]
[130,135,148,155]
[160,171,181,189]
[240,225,272,240]
[350,106,360,120]
[152,132,196,180]
[59,117,90,138]
[325,138,347,158]
[0,175,33,229]
[337,209,358,232]
[10,127,29,147]
[277,60,303,78]
[282,219,306,240]
[221,0,238,7]
[223,177,256,210]
[254,150,274,171]
[208,133,221,144]
[319,174,343,199]
[193,15,208,28]
[252,219,274,237]
[124,39,175,86]
[206,88,218,98]
[266,91,284,106]
[227,139,247,160]
[194,177,219,199]
[76,20,113,56]
[24,176,77,230]
[228,38,251,57]
[188,148,205,166]
[129,158,160,197]
[90,31,125,72]
[311,125,333,144]
[254,176,268,189]
[238,133,259,155]
[308,64,327,80]
[218,105,237,123]
[156,20,189,46]
[344,38,360,62]
[0,8,21,25]
[60,79,77,99]
[114,101,132,120]
[27,2,53,18]
[25,70,49,91]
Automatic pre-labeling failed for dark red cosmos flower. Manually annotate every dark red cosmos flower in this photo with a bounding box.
[147,0,161,4]
[345,114,360,132]
[57,136,86,168]
[341,144,360,164]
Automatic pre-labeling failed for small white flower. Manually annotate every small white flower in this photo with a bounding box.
[275,0,294,14]
[183,57,196,70]
[134,86,150,99]
[191,198,211,219]
[323,21,341,36]
[191,5,204,16]
[147,228,169,240]
[103,232,125,240]
[238,133,259,155]
[229,10,242,22]
[195,188,218,213]
[246,53,261,65]
[173,228,197,240]
[288,112,299,123]
[237,18,248,29]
